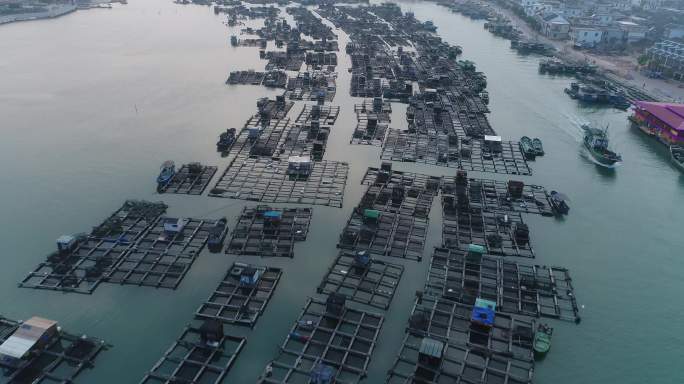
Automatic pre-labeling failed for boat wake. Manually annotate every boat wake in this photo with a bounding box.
[580,147,622,168]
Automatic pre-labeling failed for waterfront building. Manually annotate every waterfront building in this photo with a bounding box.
[541,13,570,39]
[631,101,684,144]
[664,23,684,39]
[571,25,604,47]
[617,20,649,42]
[647,40,684,81]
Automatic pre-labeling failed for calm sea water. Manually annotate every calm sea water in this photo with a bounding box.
[0,1,683,383]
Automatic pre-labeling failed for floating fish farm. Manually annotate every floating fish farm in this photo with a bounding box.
[257,296,385,383]
[196,262,282,327]
[0,316,109,383]
[226,70,288,88]
[317,251,404,310]
[139,323,246,384]
[226,206,312,257]
[157,163,217,195]
[19,200,221,293]
[351,98,392,146]
[285,72,337,102]
[14,1,587,383]
[210,100,348,208]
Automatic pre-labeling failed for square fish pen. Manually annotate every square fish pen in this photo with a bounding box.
[294,104,340,129]
[285,72,337,102]
[196,263,282,327]
[442,175,554,216]
[351,112,389,146]
[407,295,535,361]
[442,200,535,258]
[226,70,266,85]
[425,247,580,322]
[317,251,404,310]
[257,297,385,383]
[386,333,534,384]
[20,237,132,294]
[338,208,429,261]
[381,130,532,176]
[19,200,168,294]
[139,325,245,384]
[354,99,392,118]
[281,105,339,161]
[361,167,442,190]
[210,158,348,208]
[105,217,216,289]
[158,163,218,195]
[0,317,108,384]
[227,206,312,257]
[359,183,436,218]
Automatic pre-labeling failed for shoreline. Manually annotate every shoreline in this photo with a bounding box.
[434,0,684,102]
[0,1,125,26]
[484,0,684,102]
[0,4,77,26]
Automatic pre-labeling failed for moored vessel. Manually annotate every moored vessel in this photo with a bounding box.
[533,324,553,359]
[519,136,536,160]
[157,160,175,192]
[670,145,684,173]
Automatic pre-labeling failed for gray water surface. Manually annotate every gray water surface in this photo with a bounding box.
[1,1,683,383]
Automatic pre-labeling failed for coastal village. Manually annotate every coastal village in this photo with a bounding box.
[0,0,683,383]
[0,0,125,24]
[441,0,684,100]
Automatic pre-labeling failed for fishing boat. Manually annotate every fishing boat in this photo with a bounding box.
[532,138,544,156]
[217,128,237,152]
[670,146,684,173]
[533,324,553,359]
[157,160,175,192]
[207,217,228,252]
[549,190,569,215]
[519,136,536,160]
[581,124,622,167]
[480,90,489,104]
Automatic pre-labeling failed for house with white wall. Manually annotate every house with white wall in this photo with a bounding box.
[571,25,604,47]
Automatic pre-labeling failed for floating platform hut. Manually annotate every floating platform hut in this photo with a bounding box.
[0,316,108,383]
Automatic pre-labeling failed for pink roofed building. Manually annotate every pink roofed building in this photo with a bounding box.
[630,101,684,145]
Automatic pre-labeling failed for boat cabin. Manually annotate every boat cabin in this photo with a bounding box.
[584,127,609,150]
[0,317,58,367]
